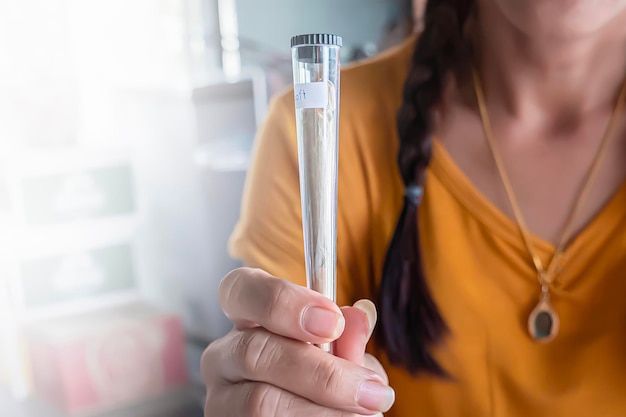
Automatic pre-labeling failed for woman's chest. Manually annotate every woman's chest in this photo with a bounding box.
[387,169,626,416]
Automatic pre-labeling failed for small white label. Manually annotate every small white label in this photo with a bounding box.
[294,82,328,109]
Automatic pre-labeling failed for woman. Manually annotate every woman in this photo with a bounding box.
[202,0,626,415]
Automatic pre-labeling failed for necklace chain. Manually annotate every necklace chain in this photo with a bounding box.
[472,68,626,286]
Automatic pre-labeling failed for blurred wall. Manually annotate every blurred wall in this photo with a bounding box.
[236,0,391,53]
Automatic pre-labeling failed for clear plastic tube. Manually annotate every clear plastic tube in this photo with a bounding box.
[291,35,341,353]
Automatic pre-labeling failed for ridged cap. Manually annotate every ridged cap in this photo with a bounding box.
[291,34,343,48]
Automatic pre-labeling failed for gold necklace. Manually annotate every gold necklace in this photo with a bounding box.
[472,68,626,342]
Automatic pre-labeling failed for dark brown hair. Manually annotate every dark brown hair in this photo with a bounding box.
[377,0,475,376]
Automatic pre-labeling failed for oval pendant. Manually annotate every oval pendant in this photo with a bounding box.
[527,295,559,343]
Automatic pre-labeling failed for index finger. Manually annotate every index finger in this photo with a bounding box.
[218,268,345,344]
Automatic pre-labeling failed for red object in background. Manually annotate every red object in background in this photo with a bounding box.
[25,303,188,416]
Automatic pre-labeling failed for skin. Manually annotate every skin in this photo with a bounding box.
[202,1,626,415]
[439,0,626,245]
[202,268,392,416]
[413,0,427,30]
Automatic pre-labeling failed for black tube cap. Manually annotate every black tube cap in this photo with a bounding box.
[291,34,343,48]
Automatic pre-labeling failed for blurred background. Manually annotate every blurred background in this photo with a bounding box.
[0,0,420,416]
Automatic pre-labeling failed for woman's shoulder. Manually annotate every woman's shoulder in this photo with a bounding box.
[340,35,415,103]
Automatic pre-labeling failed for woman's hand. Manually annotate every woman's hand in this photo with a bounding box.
[201,267,395,416]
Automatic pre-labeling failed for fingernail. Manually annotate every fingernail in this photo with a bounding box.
[358,380,395,413]
[302,307,345,339]
[353,299,377,340]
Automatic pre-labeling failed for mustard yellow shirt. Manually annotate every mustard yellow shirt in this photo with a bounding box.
[229,37,626,416]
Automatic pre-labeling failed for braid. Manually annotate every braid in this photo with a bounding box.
[377,0,475,376]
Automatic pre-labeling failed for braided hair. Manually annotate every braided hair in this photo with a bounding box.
[377,0,475,376]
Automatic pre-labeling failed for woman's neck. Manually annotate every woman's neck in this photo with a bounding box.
[474,1,626,125]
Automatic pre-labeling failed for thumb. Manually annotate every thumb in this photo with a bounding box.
[334,299,377,365]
